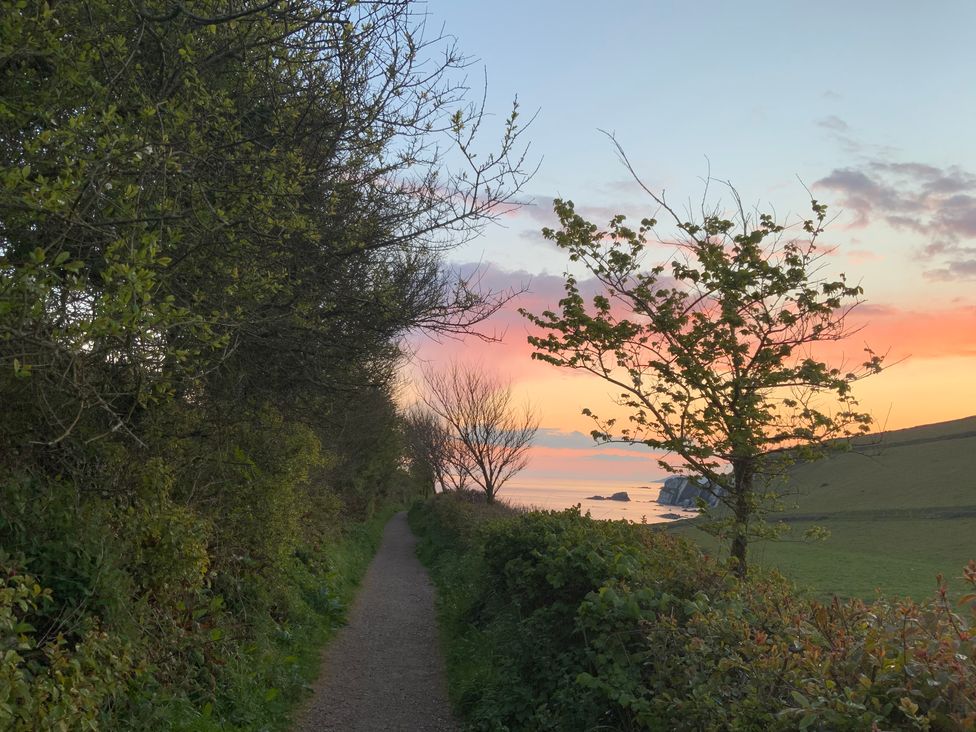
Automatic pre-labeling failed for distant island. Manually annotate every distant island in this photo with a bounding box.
[587,491,631,501]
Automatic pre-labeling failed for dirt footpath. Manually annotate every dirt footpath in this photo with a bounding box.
[296,511,457,732]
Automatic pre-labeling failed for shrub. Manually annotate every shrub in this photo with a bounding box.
[415,494,976,731]
[0,558,132,731]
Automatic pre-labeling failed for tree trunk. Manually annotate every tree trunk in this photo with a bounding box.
[730,457,754,578]
[730,526,748,578]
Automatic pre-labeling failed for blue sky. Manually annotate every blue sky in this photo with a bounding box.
[412,2,976,490]
[428,1,976,181]
[426,0,976,299]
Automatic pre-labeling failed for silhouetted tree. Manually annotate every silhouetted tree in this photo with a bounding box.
[522,138,883,575]
[403,406,452,495]
[421,365,538,503]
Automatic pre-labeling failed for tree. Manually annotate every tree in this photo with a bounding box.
[403,404,479,494]
[1,0,532,465]
[521,146,883,575]
[443,437,477,493]
[0,1,537,720]
[403,405,452,495]
[421,365,538,503]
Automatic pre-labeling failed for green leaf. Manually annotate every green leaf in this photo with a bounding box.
[791,690,810,708]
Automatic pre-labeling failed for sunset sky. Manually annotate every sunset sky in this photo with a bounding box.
[410,1,976,492]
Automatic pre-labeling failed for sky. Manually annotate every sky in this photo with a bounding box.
[408,1,976,491]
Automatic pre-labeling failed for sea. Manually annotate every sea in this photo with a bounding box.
[499,479,699,523]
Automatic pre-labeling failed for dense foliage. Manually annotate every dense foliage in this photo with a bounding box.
[412,494,976,731]
[1,0,526,726]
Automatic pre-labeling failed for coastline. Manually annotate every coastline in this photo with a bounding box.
[500,482,700,523]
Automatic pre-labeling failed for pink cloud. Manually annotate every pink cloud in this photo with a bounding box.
[845,249,883,263]
[520,444,669,485]
[412,264,976,402]
[410,263,976,484]
[847,304,976,360]
[409,264,614,374]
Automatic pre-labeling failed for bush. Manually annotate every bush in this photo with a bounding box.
[414,494,976,731]
[0,465,398,730]
[0,558,132,731]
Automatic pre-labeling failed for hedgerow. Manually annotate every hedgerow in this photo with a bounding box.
[0,467,397,730]
[2,0,526,725]
[413,493,976,731]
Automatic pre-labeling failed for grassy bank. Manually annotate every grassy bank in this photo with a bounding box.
[412,492,976,731]
[209,504,397,732]
[670,417,976,600]
[154,504,397,731]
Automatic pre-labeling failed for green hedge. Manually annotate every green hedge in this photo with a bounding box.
[1,476,396,731]
[412,493,976,731]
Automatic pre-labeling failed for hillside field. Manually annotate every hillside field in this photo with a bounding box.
[667,415,976,600]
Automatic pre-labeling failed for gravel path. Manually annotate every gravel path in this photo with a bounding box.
[296,511,457,732]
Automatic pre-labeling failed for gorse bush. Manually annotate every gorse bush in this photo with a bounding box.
[414,494,976,731]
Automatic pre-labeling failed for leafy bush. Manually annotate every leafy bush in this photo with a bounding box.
[0,465,397,730]
[414,494,976,731]
[0,559,131,731]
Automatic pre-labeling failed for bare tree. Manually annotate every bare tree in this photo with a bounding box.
[403,405,452,495]
[422,365,538,503]
[443,433,476,493]
[402,403,480,494]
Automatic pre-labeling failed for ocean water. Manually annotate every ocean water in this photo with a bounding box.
[499,481,699,523]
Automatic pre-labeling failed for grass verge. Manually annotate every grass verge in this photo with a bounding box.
[120,504,397,731]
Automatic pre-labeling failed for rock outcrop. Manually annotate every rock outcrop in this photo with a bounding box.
[657,476,724,508]
[587,491,631,502]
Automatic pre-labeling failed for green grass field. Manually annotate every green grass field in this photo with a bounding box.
[667,415,976,601]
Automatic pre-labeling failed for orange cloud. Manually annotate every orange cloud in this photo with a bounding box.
[843,304,976,360]
[409,265,976,484]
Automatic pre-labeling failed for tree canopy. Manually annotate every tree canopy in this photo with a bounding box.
[2,0,531,460]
